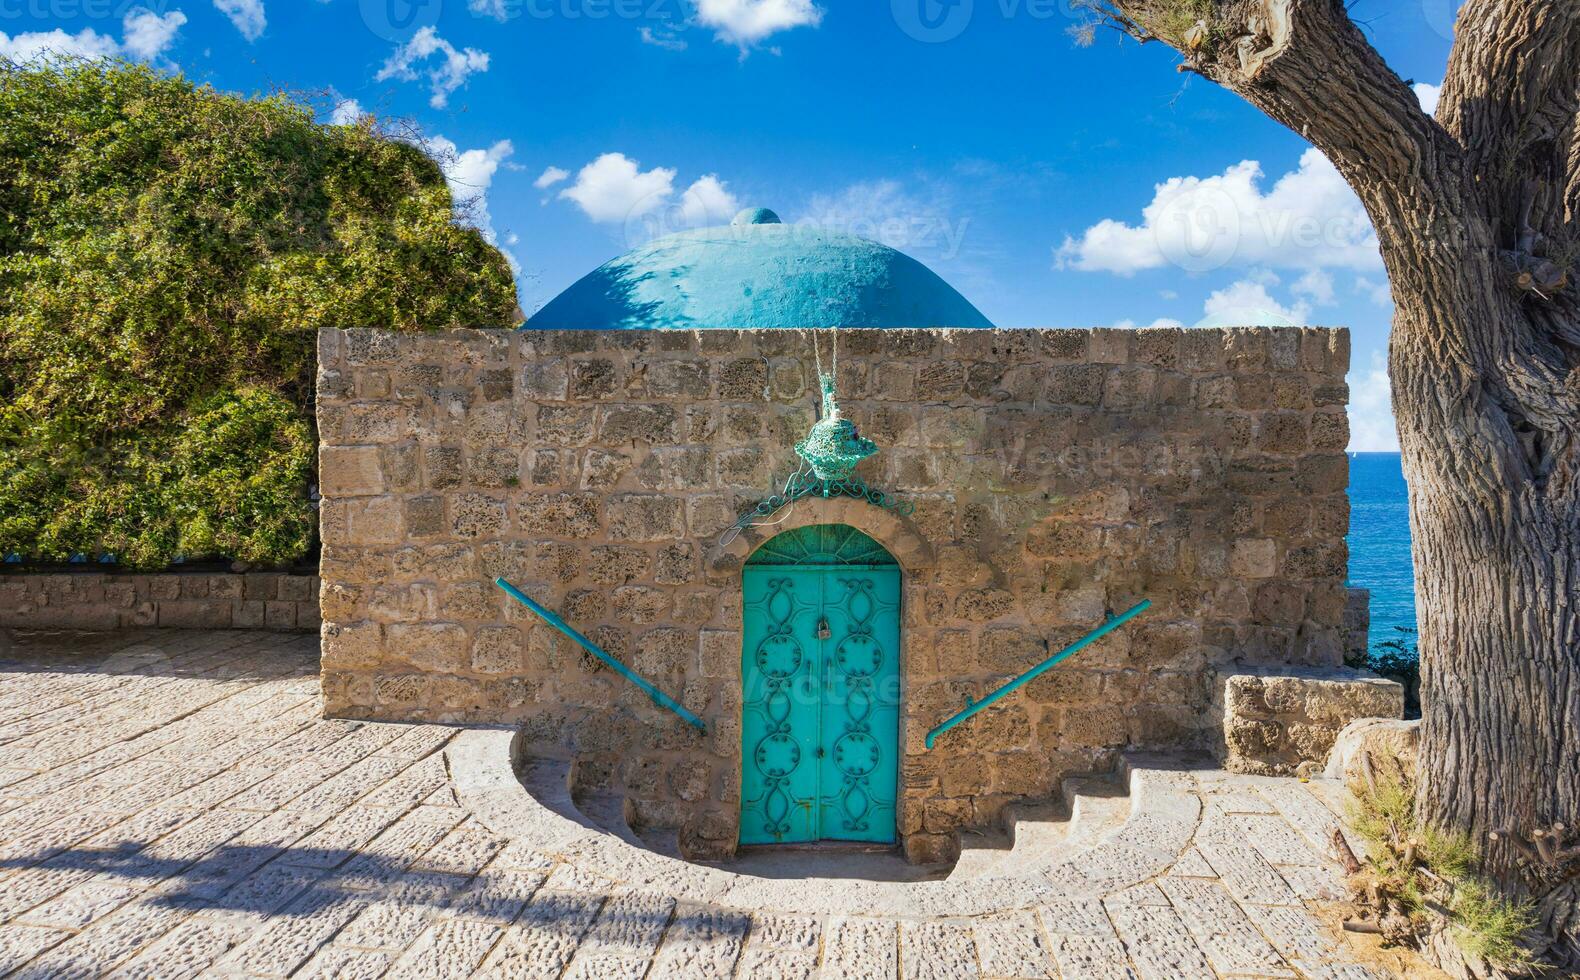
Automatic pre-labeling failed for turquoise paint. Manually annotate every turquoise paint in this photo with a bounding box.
[746,524,897,567]
[924,599,1151,750]
[740,527,901,846]
[525,208,993,331]
[494,577,706,733]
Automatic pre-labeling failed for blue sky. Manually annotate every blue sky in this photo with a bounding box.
[3,0,1463,450]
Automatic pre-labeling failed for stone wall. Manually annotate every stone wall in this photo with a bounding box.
[1344,587,1371,660]
[315,325,1352,861]
[1215,667,1405,777]
[0,571,321,631]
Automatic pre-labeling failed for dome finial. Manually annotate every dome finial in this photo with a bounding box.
[732,207,781,226]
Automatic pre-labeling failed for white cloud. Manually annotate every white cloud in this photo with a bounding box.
[1414,82,1441,115]
[1056,149,1380,276]
[1348,351,1399,451]
[328,99,365,125]
[426,135,517,271]
[674,174,740,228]
[468,0,511,21]
[1292,269,1336,306]
[0,26,121,61]
[533,166,570,190]
[1112,318,1187,329]
[693,0,822,47]
[802,179,970,260]
[639,25,688,50]
[376,27,489,109]
[1355,276,1393,307]
[1198,277,1312,327]
[123,7,187,58]
[212,0,264,40]
[1,6,186,63]
[559,153,676,223]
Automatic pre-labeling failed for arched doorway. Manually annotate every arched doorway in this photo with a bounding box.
[740,524,901,846]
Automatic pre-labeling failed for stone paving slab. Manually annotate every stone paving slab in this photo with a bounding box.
[0,630,1396,978]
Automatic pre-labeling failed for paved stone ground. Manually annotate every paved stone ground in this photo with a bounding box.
[0,630,1396,979]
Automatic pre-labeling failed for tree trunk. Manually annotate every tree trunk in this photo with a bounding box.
[1090,0,1580,966]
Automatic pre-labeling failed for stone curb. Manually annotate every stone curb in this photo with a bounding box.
[445,728,1205,919]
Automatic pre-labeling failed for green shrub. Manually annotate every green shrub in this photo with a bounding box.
[1347,772,1539,971]
[1346,626,1422,718]
[0,59,517,568]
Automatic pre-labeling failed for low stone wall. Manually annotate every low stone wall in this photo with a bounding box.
[0,571,321,631]
[1214,666,1404,776]
[316,325,1353,860]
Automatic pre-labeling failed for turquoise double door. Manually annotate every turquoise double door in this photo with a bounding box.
[740,563,901,845]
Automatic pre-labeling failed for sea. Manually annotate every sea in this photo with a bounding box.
[1345,452,1418,655]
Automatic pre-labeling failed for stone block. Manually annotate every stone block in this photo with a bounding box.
[568,358,617,399]
[715,358,768,400]
[264,601,298,630]
[1215,666,1404,776]
[599,404,679,445]
[319,446,385,496]
[386,621,469,671]
[1343,588,1370,660]
[644,359,710,398]
[451,493,508,539]
[472,625,524,674]
[233,599,266,627]
[585,545,651,586]
[516,493,601,538]
[537,405,596,445]
[322,621,384,669]
[520,358,568,399]
[608,494,686,541]
[1230,539,1277,579]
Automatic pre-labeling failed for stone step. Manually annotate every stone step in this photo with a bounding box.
[948,776,1129,880]
[1061,776,1131,850]
[571,787,649,850]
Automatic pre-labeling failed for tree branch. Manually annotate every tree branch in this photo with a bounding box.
[1091,0,1444,188]
[1440,0,1580,185]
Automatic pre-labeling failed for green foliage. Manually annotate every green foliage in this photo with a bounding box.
[1449,878,1540,968]
[1348,773,1538,971]
[1154,0,1217,46]
[0,59,517,567]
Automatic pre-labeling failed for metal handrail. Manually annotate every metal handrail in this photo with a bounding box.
[924,599,1151,750]
[494,577,706,733]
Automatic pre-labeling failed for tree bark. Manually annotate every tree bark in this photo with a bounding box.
[1089,0,1580,966]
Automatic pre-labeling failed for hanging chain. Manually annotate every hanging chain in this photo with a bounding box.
[831,324,838,388]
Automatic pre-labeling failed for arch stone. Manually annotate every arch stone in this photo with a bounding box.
[710,497,935,575]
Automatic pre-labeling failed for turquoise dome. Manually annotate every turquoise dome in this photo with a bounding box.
[525,208,992,330]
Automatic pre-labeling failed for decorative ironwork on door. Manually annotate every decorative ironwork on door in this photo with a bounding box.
[740,526,900,846]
